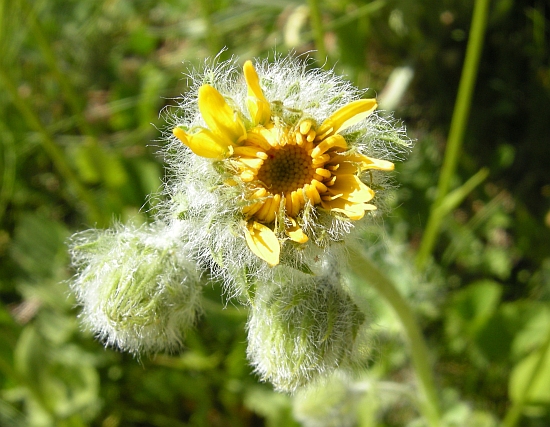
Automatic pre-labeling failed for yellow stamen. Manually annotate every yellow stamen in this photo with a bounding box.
[315,168,332,179]
[304,183,322,205]
[242,201,264,216]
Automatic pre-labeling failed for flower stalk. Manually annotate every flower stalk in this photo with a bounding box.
[349,246,442,427]
[416,0,491,269]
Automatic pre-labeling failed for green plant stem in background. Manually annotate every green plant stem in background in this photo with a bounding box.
[307,0,329,68]
[199,0,223,58]
[416,0,491,270]
[349,248,441,427]
[22,0,94,136]
[0,68,104,226]
[0,122,16,223]
[502,331,550,427]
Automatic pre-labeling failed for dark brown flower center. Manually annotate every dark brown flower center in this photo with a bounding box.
[256,145,315,195]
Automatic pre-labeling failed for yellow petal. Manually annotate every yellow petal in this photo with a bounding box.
[245,130,272,151]
[198,84,247,145]
[316,99,377,139]
[255,194,281,224]
[233,146,268,159]
[238,157,264,170]
[327,161,359,175]
[255,196,276,222]
[359,155,395,171]
[173,127,229,159]
[286,218,308,243]
[243,60,271,126]
[304,183,322,205]
[321,198,377,220]
[326,175,375,203]
[242,201,264,216]
[258,127,280,147]
[245,221,280,266]
[310,135,348,158]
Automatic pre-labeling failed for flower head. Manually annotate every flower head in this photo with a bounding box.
[69,223,203,354]
[68,55,410,392]
[170,58,403,270]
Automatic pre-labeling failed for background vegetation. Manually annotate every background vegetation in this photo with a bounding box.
[0,0,549,426]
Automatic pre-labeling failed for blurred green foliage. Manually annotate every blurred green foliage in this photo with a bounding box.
[0,0,549,426]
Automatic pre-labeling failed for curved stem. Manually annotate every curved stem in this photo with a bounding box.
[307,0,329,68]
[349,247,441,427]
[416,0,491,269]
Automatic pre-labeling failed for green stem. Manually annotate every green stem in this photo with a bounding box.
[502,331,550,427]
[349,247,441,427]
[0,122,16,223]
[0,67,104,225]
[307,0,329,68]
[22,0,94,136]
[199,0,222,57]
[416,0,491,270]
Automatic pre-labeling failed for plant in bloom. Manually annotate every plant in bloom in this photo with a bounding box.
[69,55,410,392]
[172,60,395,267]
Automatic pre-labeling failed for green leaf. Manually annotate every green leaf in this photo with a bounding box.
[509,337,550,405]
[72,141,128,189]
[511,303,550,359]
[9,213,69,279]
[14,326,100,423]
[445,280,502,353]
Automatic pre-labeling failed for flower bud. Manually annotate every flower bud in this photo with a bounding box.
[246,273,367,392]
[69,223,202,354]
[293,371,359,427]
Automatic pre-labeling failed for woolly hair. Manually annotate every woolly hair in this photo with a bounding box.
[246,259,368,393]
[293,371,360,427]
[68,222,203,354]
[159,55,411,298]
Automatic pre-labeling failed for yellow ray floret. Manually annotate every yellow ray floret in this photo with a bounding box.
[245,221,280,266]
[316,99,377,140]
[173,127,231,159]
[244,60,271,126]
[198,85,247,146]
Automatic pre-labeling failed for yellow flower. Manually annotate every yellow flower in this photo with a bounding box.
[173,61,394,267]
